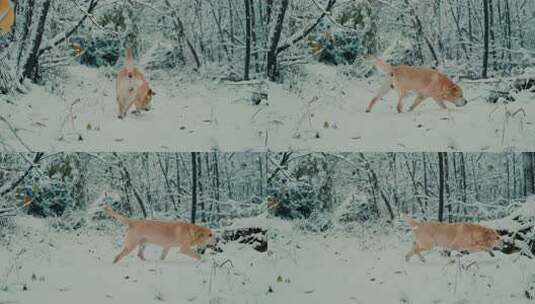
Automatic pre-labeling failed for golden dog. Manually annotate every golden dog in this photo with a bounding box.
[105,207,215,263]
[366,56,467,113]
[116,48,156,119]
[402,215,500,262]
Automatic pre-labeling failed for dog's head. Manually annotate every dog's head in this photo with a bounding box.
[191,226,216,247]
[139,85,156,111]
[481,228,501,249]
[444,82,468,107]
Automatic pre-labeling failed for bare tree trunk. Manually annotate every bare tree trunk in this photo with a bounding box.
[164,0,201,69]
[438,152,445,222]
[423,153,429,209]
[158,154,178,213]
[523,152,535,196]
[444,153,451,222]
[113,153,148,218]
[251,0,259,73]
[244,0,252,80]
[191,152,198,224]
[10,0,52,83]
[266,0,288,81]
[359,153,395,221]
[482,0,490,78]
[197,152,205,222]
[22,0,51,80]
[213,153,220,221]
[175,154,182,210]
[403,155,425,214]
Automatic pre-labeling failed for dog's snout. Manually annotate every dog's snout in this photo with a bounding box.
[456,99,468,107]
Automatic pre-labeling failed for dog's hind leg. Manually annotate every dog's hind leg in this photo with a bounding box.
[409,94,427,112]
[405,243,422,262]
[137,241,147,261]
[406,240,432,262]
[366,79,392,113]
[117,99,125,119]
[180,246,201,261]
[160,247,170,260]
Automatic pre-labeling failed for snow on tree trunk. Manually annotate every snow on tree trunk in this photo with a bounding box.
[0,0,50,93]
[0,54,15,94]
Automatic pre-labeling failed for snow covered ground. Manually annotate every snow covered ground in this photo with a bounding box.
[1,215,533,304]
[1,64,534,152]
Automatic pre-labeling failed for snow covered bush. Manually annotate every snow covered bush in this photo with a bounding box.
[23,155,88,219]
[75,30,122,67]
[336,0,377,55]
[306,0,378,66]
[271,180,325,220]
[142,41,184,70]
[309,25,363,65]
[335,191,379,223]
[296,210,333,232]
[490,196,535,257]
[268,154,337,222]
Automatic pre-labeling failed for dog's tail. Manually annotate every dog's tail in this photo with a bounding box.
[400,214,419,229]
[367,55,392,74]
[125,48,134,70]
[105,206,132,226]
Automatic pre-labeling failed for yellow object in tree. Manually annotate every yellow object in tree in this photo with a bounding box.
[0,0,14,34]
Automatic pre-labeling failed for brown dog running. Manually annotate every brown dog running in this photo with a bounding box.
[105,207,215,263]
[402,215,500,262]
[366,56,468,113]
[115,48,156,119]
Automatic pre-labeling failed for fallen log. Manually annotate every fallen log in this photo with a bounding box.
[203,227,268,254]
[220,227,268,252]
[463,74,535,103]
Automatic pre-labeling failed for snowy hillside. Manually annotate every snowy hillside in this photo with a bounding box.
[1,215,534,304]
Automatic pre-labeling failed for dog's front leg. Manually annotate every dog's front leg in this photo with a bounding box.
[113,244,136,264]
[409,95,427,112]
[405,248,426,262]
[366,80,392,113]
[160,247,170,260]
[180,246,201,261]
